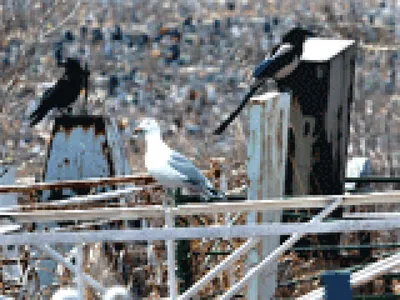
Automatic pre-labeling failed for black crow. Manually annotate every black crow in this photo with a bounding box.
[214,27,313,135]
[29,58,89,126]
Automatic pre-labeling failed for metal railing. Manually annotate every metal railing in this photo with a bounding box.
[1,183,400,299]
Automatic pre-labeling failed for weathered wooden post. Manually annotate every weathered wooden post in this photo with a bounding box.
[37,115,132,290]
[247,92,290,299]
[0,163,23,285]
[246,37,355,299]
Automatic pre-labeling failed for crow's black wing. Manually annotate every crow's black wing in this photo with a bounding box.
[29,84,58,126]
[29,77,70,126]
[55,76,84,108]
[29,59,88,126]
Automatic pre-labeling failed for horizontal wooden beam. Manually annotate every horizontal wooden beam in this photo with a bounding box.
[1,206,165,223]
[0,186,143,211]
[1,191,400,222]
[0,173,154,193]
[176,191,400,215]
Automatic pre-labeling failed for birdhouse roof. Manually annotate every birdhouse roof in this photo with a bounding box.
[301,38,355,62]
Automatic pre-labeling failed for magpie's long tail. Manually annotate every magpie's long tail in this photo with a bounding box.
[213,79,266,135]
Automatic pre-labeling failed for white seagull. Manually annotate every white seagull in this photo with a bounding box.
[134,118,223,200]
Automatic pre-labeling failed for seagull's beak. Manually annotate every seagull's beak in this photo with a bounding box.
[133,126,144,134]
[131,126,143,139]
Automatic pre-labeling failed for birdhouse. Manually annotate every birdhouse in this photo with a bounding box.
[279,37,356,263]
[279,38,356,197]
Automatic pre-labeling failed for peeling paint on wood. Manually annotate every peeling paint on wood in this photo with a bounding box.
[247,92,290,300]
[38,115,134,287]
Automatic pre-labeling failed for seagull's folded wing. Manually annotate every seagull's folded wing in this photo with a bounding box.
[168,151,211,188]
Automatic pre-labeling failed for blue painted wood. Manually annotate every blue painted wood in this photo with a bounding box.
[322,271,352,300]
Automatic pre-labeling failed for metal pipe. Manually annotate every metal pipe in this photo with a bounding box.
[76,244,85,300]
[4,191,400,222]
[165,208,177,299]
[178,238,260,299]
[0,219,399,246]
[36,245,106,295]
[204,212,242,266]
[221,197,343,299]
[290,243,400,252]
[298,251,400,300]
[344,212,400,219]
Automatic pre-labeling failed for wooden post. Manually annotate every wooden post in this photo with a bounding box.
[247,92,290,299]
[37,115,132,289]
[282,38,356,256]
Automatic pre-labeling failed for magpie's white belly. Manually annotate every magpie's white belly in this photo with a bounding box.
[274,56,300,80]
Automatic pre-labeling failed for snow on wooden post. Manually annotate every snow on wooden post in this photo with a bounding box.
[247,92,290,299]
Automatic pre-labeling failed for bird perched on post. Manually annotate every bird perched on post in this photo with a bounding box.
[134,118,223,200]
[29,58,89,126]
[214,27,313,135]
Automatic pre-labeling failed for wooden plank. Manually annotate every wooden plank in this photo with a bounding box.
[0,173,154,193]
[0,186,143,211]
[1,206,166,223]
[1,191,400,222]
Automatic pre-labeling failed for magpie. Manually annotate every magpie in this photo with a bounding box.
[214,27,313,135]
[29,58,89,126]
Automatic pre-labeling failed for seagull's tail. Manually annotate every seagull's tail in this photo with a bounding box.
[206,187,225,201]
